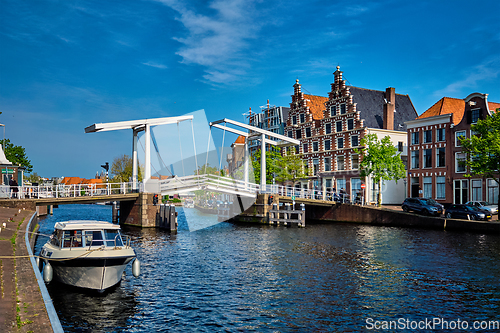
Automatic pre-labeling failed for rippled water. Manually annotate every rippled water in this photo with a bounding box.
[35,204,500,332]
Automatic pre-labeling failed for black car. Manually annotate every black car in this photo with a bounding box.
[401,198,444,216]
[445,204,492,221]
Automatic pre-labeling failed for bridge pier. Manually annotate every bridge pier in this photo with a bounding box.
[119,193,177,231]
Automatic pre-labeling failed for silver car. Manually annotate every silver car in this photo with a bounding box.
[465,201,498,215]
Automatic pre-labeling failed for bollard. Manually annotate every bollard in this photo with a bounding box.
[160,204,166,228]
[169,205,177,232]
[112,201,119,224]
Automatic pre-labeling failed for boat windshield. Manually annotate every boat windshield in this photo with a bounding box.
[64,230,83,248]
[104,229,124,247]
[85,230,104,246]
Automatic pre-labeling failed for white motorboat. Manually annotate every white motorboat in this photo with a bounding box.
[39,220,139,291]
[184,199,194,208]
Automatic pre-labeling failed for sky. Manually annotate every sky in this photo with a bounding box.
[0,0,499,179]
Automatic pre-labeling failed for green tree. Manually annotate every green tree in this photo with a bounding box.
[194,163,220,175]
[275,153,308,185]
[26,172,42,184]
[251,148,283,184]
[110,154,143,183]
[354,134,406,207]
[3,139,33,173]
[459,110,500,209]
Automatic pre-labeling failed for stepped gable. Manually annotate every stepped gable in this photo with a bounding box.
[349,86,417,131]
[303,94,328,120]
[417,97,465,125]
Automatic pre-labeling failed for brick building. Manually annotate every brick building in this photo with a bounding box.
[284,66,417,204]
[405,93,500,204]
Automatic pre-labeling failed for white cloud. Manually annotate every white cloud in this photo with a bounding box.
[435,57,500,96]
[142,61,168,69]
[156,0,261,84]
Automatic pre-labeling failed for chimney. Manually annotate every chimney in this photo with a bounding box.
[383,87,395,130]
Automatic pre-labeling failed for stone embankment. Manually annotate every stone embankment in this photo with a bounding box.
[0,207,54,332]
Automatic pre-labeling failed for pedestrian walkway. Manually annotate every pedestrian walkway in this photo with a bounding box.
[0,207,53,332]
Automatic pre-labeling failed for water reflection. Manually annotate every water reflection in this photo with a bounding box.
[35,205,500,332]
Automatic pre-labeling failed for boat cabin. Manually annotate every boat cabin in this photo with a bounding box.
[49,220,126,249]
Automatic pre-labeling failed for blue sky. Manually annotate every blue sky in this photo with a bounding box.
[1,0,499,178]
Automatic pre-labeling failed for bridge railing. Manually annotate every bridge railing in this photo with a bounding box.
[2,182,135,200]
[158,174,261,196]
[264,185,352,203]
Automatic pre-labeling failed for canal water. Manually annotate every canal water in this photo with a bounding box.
[35,204,500,332]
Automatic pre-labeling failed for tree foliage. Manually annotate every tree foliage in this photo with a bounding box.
[251,148,283,184]
[459,110,500,208]
[354,134,406,206]
[110,154,143,183]
[25,172,42,184]
[3,139,33,173]
[194,163,220,175]
[275,153,308,185]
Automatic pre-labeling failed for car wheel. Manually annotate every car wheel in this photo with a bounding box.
[421,209,428,216]
[446,212,452,218]
[403,206,409,212]
[469,215,476,220]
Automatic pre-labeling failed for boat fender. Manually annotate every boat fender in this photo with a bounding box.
[43,262,53,283]
[36,257,42,272]
[132,258,140,277]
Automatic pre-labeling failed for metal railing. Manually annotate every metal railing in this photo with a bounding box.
[1,182,136,200]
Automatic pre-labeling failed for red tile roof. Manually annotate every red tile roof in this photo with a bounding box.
[61,177,83,185]
[304,94,328,120]
[489,102,500,112]
[234,135,246,144]
[417,97,465,125]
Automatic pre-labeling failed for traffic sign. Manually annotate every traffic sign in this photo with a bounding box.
[360,183,366,189]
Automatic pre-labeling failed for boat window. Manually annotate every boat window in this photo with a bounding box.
[50,230,61,247]
[84,230,104,246]
[104,229,123,247]
[62,230,83,248]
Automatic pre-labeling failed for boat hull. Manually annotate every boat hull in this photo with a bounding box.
[49,256,135,290]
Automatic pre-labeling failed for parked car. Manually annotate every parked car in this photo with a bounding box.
[401,198,444,216]
[465,201,498,215]
[445,204,492,221]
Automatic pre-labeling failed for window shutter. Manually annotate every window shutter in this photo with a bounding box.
[466,110,472,124]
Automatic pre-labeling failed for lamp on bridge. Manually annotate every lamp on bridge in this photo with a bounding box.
[101,162,109,182]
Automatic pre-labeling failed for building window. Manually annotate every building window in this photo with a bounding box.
[424,149,432,168]
[300,114,305,124]
[347,119,354,130]
[336,121,342,132]
[295,145,299,154]
[306,127,311,138]
[313,158,319,176]
[471,109,481,124]
[325,139,331,151]
[436,176,445,199]
[337,178,346,192]
[398,141,403,152]
[423,176,432,198]
[455,131,466,147]
[436,147,445,167]
[288,130,293,138]
[437,128,445,142]
[351,154,359,170]
[337,156,345,171]
[337,137,344,149]
[292,115,297,125]
[351,135,359,147]
[351,178,361,199]
[456,152,466,173]
[411,132,419,145]
[296,129,302,139]
[472,179,482,201]
[340,104,346,114]
[424,130,432,143]
[324,157,331,172]
[325,179,332,189]
[330,105,337,116]
[325,123,331,134]
[487,179,499,205]
[411,150,419,169]
[303,143,308,153]
[313,142,319,152]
